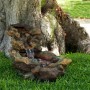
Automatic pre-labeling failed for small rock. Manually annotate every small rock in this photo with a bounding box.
[31,66,41,75]
[23,72,35,79]
[35,51,59,62]
[59,58,72,67]
[15,57,31,65]
[13,62,31,73]
[30,28,41,35]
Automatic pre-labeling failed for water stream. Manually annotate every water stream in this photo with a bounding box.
[26,49,34,59]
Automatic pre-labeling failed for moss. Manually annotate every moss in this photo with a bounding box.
[41,0,56,15]
[49,9,56,17]
[41,0,46,8]
[46,14,57,42]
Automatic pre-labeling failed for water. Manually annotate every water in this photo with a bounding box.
[26,49,34,59]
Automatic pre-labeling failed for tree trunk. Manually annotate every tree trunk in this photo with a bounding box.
[0,0,90,57]
[0,0,66,58]
[0,0,41,57]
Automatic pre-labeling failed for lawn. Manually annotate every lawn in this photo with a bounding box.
[58,0,90,18]
[0,52,90,90]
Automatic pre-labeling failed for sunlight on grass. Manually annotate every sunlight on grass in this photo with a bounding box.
[56,0,82,5]
[57,0,90,18]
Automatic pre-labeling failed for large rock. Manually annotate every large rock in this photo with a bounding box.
[35,51,61,63]
[36,67,64,81]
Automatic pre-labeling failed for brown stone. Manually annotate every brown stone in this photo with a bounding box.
[15,57,31,65]
[48,58,72,68]
[13,62,31,73]
[48,63,65,72]
[35,51,59,63]
[10,50,31,64]
[7,27,20,38]
[9,50,22,58]
[37,67,64,81]
[13,61,39,73]
[11,40,25,50]
[30,28,41,35]
[31,66,41,75]
[59,58,72,66]
[26,41,37,49]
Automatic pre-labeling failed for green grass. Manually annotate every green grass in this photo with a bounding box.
[0,52,90,90]
[60,1,90,18]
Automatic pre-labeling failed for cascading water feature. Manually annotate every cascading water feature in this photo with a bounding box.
[7,24,72,81]
[26,49,34,59]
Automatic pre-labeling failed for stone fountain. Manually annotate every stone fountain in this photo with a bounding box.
[7,24,72,81]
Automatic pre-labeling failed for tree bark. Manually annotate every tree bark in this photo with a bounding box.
[0,0,41,57]
[0,0,66,57]
[1,0,89,57]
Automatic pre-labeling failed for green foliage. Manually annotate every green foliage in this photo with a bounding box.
[0,52,90,90]
[41,0,46,8]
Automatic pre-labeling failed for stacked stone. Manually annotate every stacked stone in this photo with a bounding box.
[7,25,72,81]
